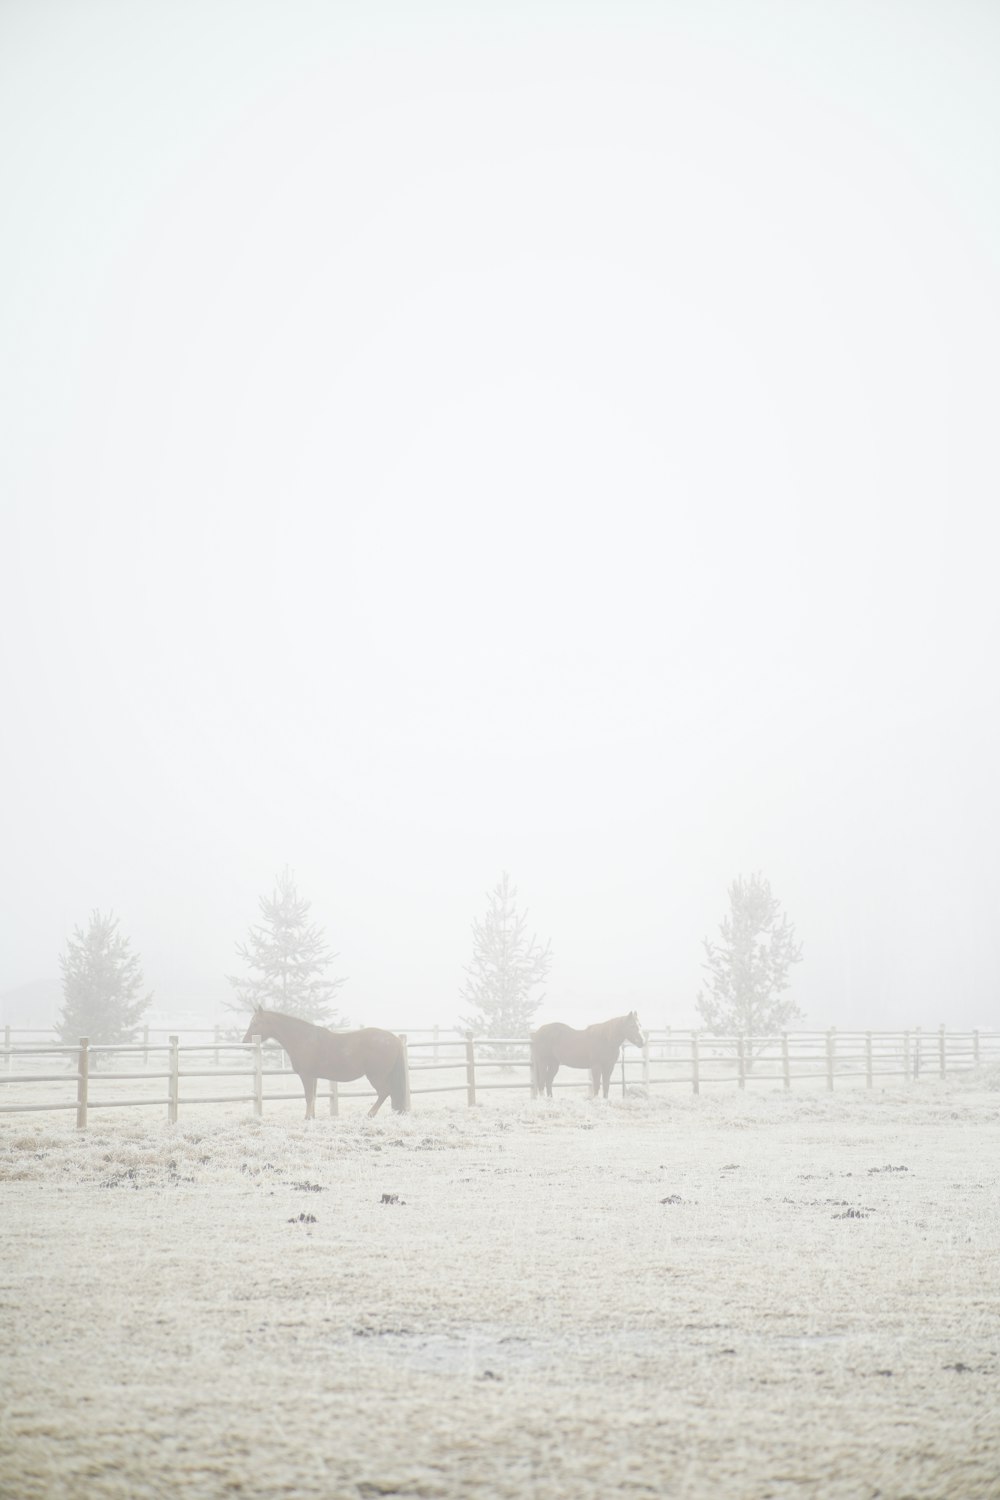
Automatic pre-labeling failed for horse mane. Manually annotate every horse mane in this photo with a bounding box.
[591,1013,632,1033]
[251,1009,325,1037]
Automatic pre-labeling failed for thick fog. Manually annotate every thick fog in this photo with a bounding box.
[2,1,998,1033]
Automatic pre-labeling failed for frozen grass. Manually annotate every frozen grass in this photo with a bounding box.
[2,1085,999,1499]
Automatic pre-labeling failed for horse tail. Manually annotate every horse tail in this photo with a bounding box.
[388,1039,409,1112]
[529,1032,541,1096]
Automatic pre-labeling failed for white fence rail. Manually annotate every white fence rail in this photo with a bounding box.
[1,1023,463,1067]
[1,1027,997,1127]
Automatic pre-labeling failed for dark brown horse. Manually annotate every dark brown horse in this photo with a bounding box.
[531,1011,645,1099]
[242,1010,408,1118]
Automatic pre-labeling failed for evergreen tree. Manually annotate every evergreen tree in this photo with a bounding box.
[696,872,804,1039]
[460,872,551,1055]
[228,866,346,1025]
[57,910,152,1046]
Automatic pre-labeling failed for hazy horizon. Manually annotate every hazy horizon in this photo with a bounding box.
[3,1,998,1034]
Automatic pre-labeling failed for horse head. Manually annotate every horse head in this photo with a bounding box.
[242,1010,269,1044]
[624,1010,645,1048]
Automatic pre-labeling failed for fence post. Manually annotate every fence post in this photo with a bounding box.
[913,1027,921,1081]
[826,1029,835,1090]
[168,1036,179,1124]
[903,1030,911,1083]
[938,1024,946,1080]
[737,1036,746,1090]
[642,1037,650,1091]
[691,1033,700,1095]
[465,1032,477,1107]
[252,1035,263,1117]
[142,1024,149,1067]
[329,1080,339,1116]
[865,1031,873,1088]
[973,1028,980,1066]
[4,1024,10,1073]
[399,1035,411,1112]
[76,1036,89,1129]
[781,1033,790,1091]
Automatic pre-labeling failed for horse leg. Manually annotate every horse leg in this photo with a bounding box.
[590,1067,601,1098]
[602,1065,611,1099]
[302,1075,317,1120]
[545,1061,557,1098]
[363,1067,390,1117]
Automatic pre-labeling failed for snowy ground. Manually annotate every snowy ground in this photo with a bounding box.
[2,1080,999,1499]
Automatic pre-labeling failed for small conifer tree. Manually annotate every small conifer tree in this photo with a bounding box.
[228,866,346,1025]
[460,872,551,1057]
[57,911,152,1047]
[696,872,803,1041]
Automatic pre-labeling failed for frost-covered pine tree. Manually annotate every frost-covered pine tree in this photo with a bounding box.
[696,872,803,1040]
[228,867,346,1025]
[57,910,152,1046]
[460,872,551,1055]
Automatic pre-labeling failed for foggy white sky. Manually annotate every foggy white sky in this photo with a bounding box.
[2,1,998,1031]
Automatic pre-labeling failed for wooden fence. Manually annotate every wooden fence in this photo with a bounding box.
[1,1023,460,1068]
[0,1027,997,1127]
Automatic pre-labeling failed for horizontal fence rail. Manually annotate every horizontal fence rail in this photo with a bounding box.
[0,1027,997,1127]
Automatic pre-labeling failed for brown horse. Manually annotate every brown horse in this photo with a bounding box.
[242,1010,408,1118]
[531,1011,645,1099]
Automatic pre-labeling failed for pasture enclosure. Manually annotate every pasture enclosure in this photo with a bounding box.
[2,1079,999,1498]
[2,1027,998,1126]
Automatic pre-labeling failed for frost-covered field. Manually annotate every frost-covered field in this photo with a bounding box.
[2,1081,999,1500]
